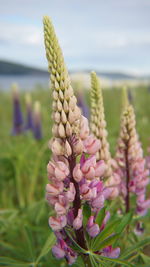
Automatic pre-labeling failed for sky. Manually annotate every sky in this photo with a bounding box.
[0,0,150,74]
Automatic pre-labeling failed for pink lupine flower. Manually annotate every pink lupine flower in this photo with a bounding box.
[91,193,105,209]
[89,180,103,193]
[45,194,58,206]
[44,17,120,265]
[83,135,101,154]
[65,183,76,202]
[134,222,144,236]
[136,195,150,216]
[52,244,66,259]
[80,116,90,140]
[95,160,106,177]
[54,161,70,181]
[73,164,83,182]
[47,161,69,181]
[103,187,114,200]
[66,247,77,265]
[80,184,94,200]
[49,215,67,231]
[101,245,120,258]
[86,216,100,237]
[54,195,69,215]
[73,209,83,230]
[47,161,55,178]
[115,105,150,216]
[81,155,96,180]
[51,138,64,156]
[72,138,84,155]
[46,182,64,196]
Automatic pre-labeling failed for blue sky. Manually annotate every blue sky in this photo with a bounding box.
[0,0,150,74]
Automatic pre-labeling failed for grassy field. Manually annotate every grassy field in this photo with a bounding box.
[0,83,150,266]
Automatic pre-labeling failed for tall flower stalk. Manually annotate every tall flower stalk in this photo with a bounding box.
[115,101,150,215]
[11,83,24,135]
[90,72,121,199]
[24,93,34,131]
[43,16,120,266]
[33,101,42,140]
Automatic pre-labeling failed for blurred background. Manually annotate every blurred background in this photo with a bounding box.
[0,1,150,266]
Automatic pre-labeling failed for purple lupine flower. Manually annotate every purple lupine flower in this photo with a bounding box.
[101,246,120,258]
[11,83,24,135]
[86,216,100,237]
[134,222,144,236]
[33,101,42,140]
[24,93,34,131]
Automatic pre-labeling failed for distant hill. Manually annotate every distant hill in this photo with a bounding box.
[96,71,137,80]
[82,70,139,80]
[0,60,48,75]
[0,60,149,80]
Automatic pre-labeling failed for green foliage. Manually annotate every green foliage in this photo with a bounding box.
[95,207,106,226]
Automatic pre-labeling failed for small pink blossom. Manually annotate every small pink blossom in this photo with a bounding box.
[49,215,67,231]
[54,161,69,181]
[91,193,104,209]
[80,116,90,140]
[73,164,83,182]
[86,216,100,237]
[73,209,83,230]
[102,245,120,258]
[46,182,64,196]
[83,135,101,154]
[66,183,76,202]
[95,160,106,177]
[52,244,65,258]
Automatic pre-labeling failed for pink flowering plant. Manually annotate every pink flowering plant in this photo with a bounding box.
[43,16,150,267]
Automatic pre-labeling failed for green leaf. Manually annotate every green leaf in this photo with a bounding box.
[83,203,91,226]
[140,252,150,264]
[35,232,56,263]
[89,255,100,267]
[94,234,120,251]
[91,218,120,250]
[94,254,134,267]
[116,212,132,234]
[121,237,150,259]
[95,207,106,226]
[23,225,35,260]
[113,212,133,247]
[0,257,30,266]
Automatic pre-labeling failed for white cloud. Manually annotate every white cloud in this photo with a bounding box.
[0,23,43,46]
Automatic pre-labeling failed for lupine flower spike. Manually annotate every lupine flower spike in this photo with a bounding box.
[24,93,34,131]
[43,16,120,265]
[33,101,42,140]
[115,95,150,216]
[90,72,121,199]
[11,83,24,135]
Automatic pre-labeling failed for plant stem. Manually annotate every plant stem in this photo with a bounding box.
[125,140,130,213]
[68,142,87,250]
